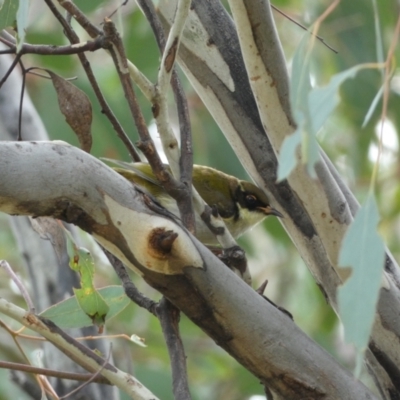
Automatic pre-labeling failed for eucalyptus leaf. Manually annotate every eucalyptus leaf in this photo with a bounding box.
[308,65,362,135]
[40,286,131,329]
[338,193,385,376]
[16,0,29,50]
[0,0,18,30]
[277,129,301,181]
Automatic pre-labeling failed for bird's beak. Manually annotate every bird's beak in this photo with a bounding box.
[259,205,284,218]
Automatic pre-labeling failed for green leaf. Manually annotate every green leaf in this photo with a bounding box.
[16,0,29,50]
[40,286,131,329]
[290,34,312,112]
[73,286,109,328]
[338,193,385,376]
[65,232,111,329]
[283,32,369,181]
[277,129,301,181]
[0,0,18,30]
[283,33,321,180]
[308,65,362,134]
[362,85,383,128]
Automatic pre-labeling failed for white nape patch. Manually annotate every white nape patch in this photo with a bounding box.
[100,194,203,275]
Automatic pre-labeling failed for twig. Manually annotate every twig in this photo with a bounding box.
[0,51,22,89]
[102,248,157,315]
[56,0,101,39]
[0,37,104,56]
[59,345,113,399]
[0,261,35,312]
[18,58,26,141]
[271,5,338,53]
[156,298,192,400]
[0,361,111,384]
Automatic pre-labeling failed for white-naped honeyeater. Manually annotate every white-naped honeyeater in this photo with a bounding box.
[108,160,283,245]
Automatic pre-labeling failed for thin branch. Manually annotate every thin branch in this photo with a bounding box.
[59,345,113,399]
[271,5,338,53]
[18,58,26,141]
[156,298,192,400]
[102,248,157,315]
[0,361,111,384]
[0,36,104,56]
[56,0,102,39]
[1,261,34,311]
[0,51,22,89]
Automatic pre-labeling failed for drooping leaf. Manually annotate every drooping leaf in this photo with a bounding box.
[68,244,109,330]
[16,0,29,50]
[338,193,385,376]
[281,32,370,181]
[40,286,131,329]
[372,0,385,66]
[362,85,384,128]
[362,0,384,128]
[0,0,18,30]
[47,71,92,152]
[279,33,318,180]
[308,65,363,134]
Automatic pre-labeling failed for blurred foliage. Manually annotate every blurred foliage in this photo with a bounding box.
[0,0,399,399]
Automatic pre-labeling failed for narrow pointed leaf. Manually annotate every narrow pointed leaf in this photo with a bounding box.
[277,129,301,181]
[0,0,18,30]
[338,193,385,374]
[16,0,29,50]
[308,65,362,134]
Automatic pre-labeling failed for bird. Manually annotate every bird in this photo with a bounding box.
[106,160,283,246]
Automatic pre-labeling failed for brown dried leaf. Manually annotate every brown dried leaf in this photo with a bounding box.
[48,71,93,153]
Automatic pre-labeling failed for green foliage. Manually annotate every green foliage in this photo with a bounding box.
[41,286,131,329]
[278,34,372,181]
[0,0,17,31]
[67,236,110,329]
[338,193,385,375]
[16,0,28,49]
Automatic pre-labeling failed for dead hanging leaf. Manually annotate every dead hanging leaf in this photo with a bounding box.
[47,70,93,153]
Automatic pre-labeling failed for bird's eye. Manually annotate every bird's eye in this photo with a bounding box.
[245,194,258,209]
